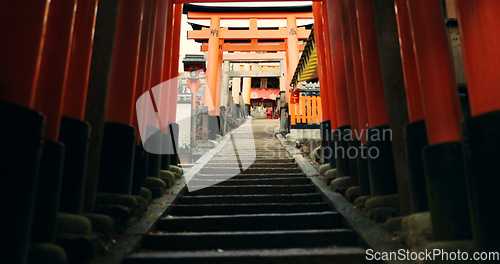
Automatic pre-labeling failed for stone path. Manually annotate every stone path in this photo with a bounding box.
[124,119,368,264]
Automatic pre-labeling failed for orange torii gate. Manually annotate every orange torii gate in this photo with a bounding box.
[184,4,312,128]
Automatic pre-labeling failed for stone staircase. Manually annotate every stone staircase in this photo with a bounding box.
[124,120,369,264]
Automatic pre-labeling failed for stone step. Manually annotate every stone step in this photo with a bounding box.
[186,185,317,195]
[168,202,332,216]
[187,177,311,186]
[157,212,341,232]
[208,158,295,163]
[211,155,292,159]
[204,163,297,168]
[124,247,367,264]
[198,167,303,174]
[175,194,324,204]
[141,229,358,250]
[192,173,305,180]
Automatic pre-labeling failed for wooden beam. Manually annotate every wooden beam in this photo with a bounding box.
[201,42,304,52]
[188,26,311,40]
[229,70,281,78]
[223,52,286,61]
[187,11,313,19]
[176,0,318,3]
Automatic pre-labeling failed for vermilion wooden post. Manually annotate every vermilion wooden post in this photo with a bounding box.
[63,0,99,121]
[337,0,359,186]
[215,40,223,117]
[455,0,500,251]
[347,0,370,195]
[146,0,169,176]
[394,0,429,213]
[98,0,144,195]
[133,0,154,138]
[34,0,77,141]
[455,0,500,117]
[313,1,334,164]
[346,0,368,141]
[320,1,338,128]
[407,0,471,241]
[355,0,398,197]
[132,0,154,195]
[312,2,330,122]
[31,0,76,252]
[139,0,158,139]
[105,0,144,125]
[159,0,174,130]
[1,2,55,263]
[206,16,220,116]
[0,1,50,108]
[168,3,184,122]
[394,0,424,123]
[408,0,462,145]
[325,0,351,178]
[59,0,99,215]
[206,16,220,140]
[339,0,358,137]
[354,0,389,129]
[150,0,169,132]
[286,15,300,106]
[326,0,350,129]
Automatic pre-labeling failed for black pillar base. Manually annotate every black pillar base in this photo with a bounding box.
[143,126,162,178]
[208,115,218,140]
[405,120,429,213]
[98,122,136,194]
[169,122,180,166]
[32,140,64,243]
[0,100,45,264]
[58,116,90,214]
[356,146,371,196]
[333,125,351,177]
[132,144,148,195]
[245,104,250,116]
[423,142,472,241]
[348,139,360,186]
[320,120,332,164]
[220,106,226,136]
[462,110,500,251]
[367,125,397,196]
[235,104,241,118]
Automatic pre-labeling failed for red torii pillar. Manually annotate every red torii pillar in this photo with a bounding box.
[143,0,169,178]
[455,0,500,251]
[98,0,144,195]
[354,0,397,196]
[165,3,184,166]
[325,0,351,178]
[394,0,428,214]
[206,16,220,140]
[132,0,155,195]
[312,1,333,164]
[407,0,471,241]
[286,15,300,107]
[215,39,224,133]
[321,1,338,128]
[346,0,370,196]
[0,1,56,262]
[31,0,77,246]
[339,0,359,187]
[59,0,99,215]
[168,3,184,122]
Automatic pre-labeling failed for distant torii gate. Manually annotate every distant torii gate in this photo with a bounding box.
[184,4,312,120]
